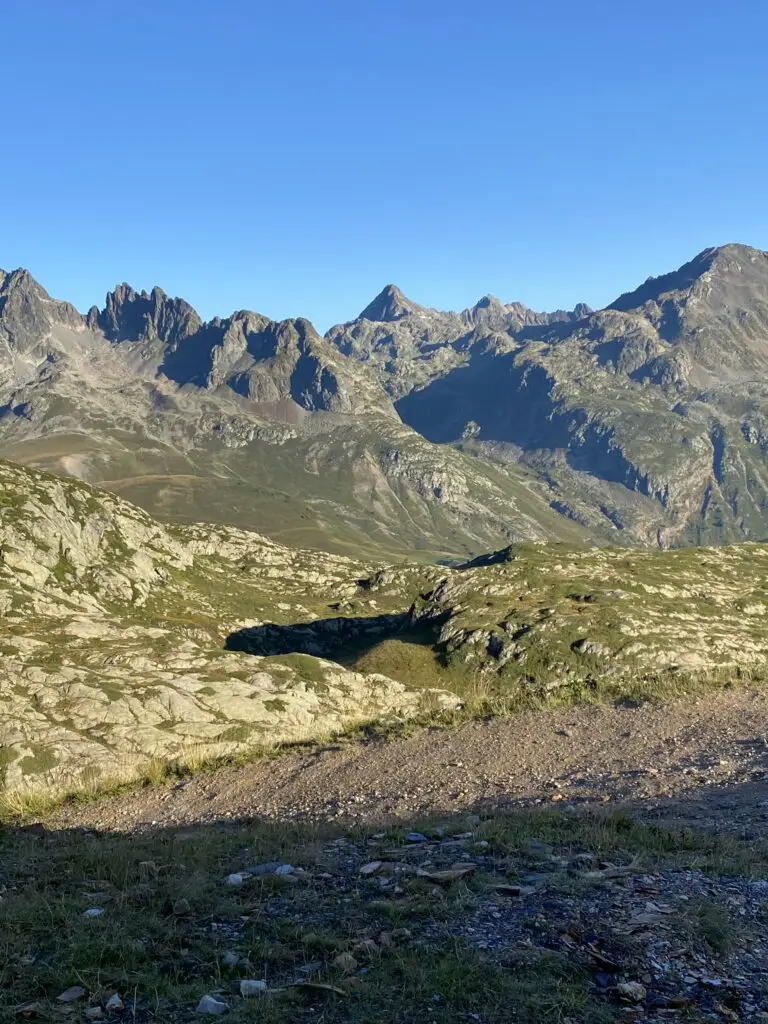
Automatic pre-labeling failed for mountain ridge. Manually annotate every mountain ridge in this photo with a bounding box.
[3,241,768,555]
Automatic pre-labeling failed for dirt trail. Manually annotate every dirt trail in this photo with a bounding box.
[50,688,768,836]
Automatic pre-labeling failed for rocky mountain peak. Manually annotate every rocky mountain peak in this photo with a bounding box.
[89,282,203,346]
[608,243,768,313]
[0,267,83,353]
[473,294,506,312]
[358,284,424,322]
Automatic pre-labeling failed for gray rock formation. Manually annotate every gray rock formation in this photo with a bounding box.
[333,244,768,547]
[0,458,459,792]
[0,268,589,560]
[6,243,768,555]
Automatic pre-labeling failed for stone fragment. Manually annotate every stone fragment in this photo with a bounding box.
[359,861,383,875]
[196,995,228,1014]
[57,987,86,1004]
[616,982,646,1003]
[239,980,267,997]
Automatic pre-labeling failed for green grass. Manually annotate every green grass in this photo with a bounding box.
[3,807,764,1023]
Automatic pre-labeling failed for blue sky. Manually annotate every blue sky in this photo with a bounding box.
[2,0,767,331]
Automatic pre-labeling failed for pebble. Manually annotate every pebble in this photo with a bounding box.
[85,1008,103,1020]
[83,907,104,918]
[239,980,267,997]
[105,994,123,1011]
[246,861,281,876]
[332,952,358,973]
[616,981,646,1003]
[57,986,86,1003]
[359,860,383,875]
[224,873,247,886]
[196,994,228,1014]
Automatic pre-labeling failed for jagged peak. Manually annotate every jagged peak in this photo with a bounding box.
[472,294,507,311]
[609,243,768,312]
[358,284,424,322]
[92,282,202,344]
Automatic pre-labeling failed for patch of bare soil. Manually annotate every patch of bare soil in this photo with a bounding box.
[49,688,768,837]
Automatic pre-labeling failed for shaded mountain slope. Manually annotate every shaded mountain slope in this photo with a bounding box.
[369,244,768,547]
[0,270,590,560]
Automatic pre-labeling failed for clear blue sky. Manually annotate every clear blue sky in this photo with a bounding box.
[3,0,767,331]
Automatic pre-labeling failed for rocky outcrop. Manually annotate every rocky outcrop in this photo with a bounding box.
[0,269,83,359]
[87,283,202,345]
[0,459,460,792]
[381,244,768,546]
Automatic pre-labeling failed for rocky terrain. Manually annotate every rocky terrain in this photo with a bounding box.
[363,244,768,548]
[0,458,463,793]
[0,269,587,561]
[8,242,768,559]
[4,456,768,799]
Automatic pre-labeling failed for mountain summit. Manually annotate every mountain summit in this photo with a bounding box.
[357,284,425,322]
[4,242,768,554]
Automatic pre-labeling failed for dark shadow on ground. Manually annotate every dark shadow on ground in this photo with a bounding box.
[225,610,451,669]
[5,775,768,1022]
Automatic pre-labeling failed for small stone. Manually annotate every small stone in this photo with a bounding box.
[239,980,267,997]
[57,987,86,1004]
[359,861,383,876]
[196,994,228,1015]
[332,953,358,973]
[406,832,428,843]
[274,864,294,876]
[83,907,104,918]
[85,1009,103,1020]
[173,898,191,915]
[616,981,646,1003]
[221,951,240,967]
[246,861,281,876]
[105,994,123,1012]
[224,873,246,886]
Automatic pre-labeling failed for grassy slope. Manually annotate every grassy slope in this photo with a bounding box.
[2,808,765,1023]
[3,424,594,562]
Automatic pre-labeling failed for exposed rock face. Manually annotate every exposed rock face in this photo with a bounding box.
[86,283,202,345]
[0,459,459,792]
[334,244,768,547]
[4,457,768,794]
[327,285,590,400]
[0,268,83,360]
[5,243,768,556]
[0,269,589,560]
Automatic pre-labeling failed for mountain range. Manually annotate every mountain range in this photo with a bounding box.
[3,242,768,557]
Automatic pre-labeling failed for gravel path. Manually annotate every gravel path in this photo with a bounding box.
[48,687,768,837]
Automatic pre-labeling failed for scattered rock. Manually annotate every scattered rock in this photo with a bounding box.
[239,980,267,997]
[196,995,228,1015]
[57,987,86,1004]
[615,981,646,1004]
[83,907,104,918]
[359,860,383,876]
[105,995,124,1012]
[246,861,281,876]
[332,953,358,973]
